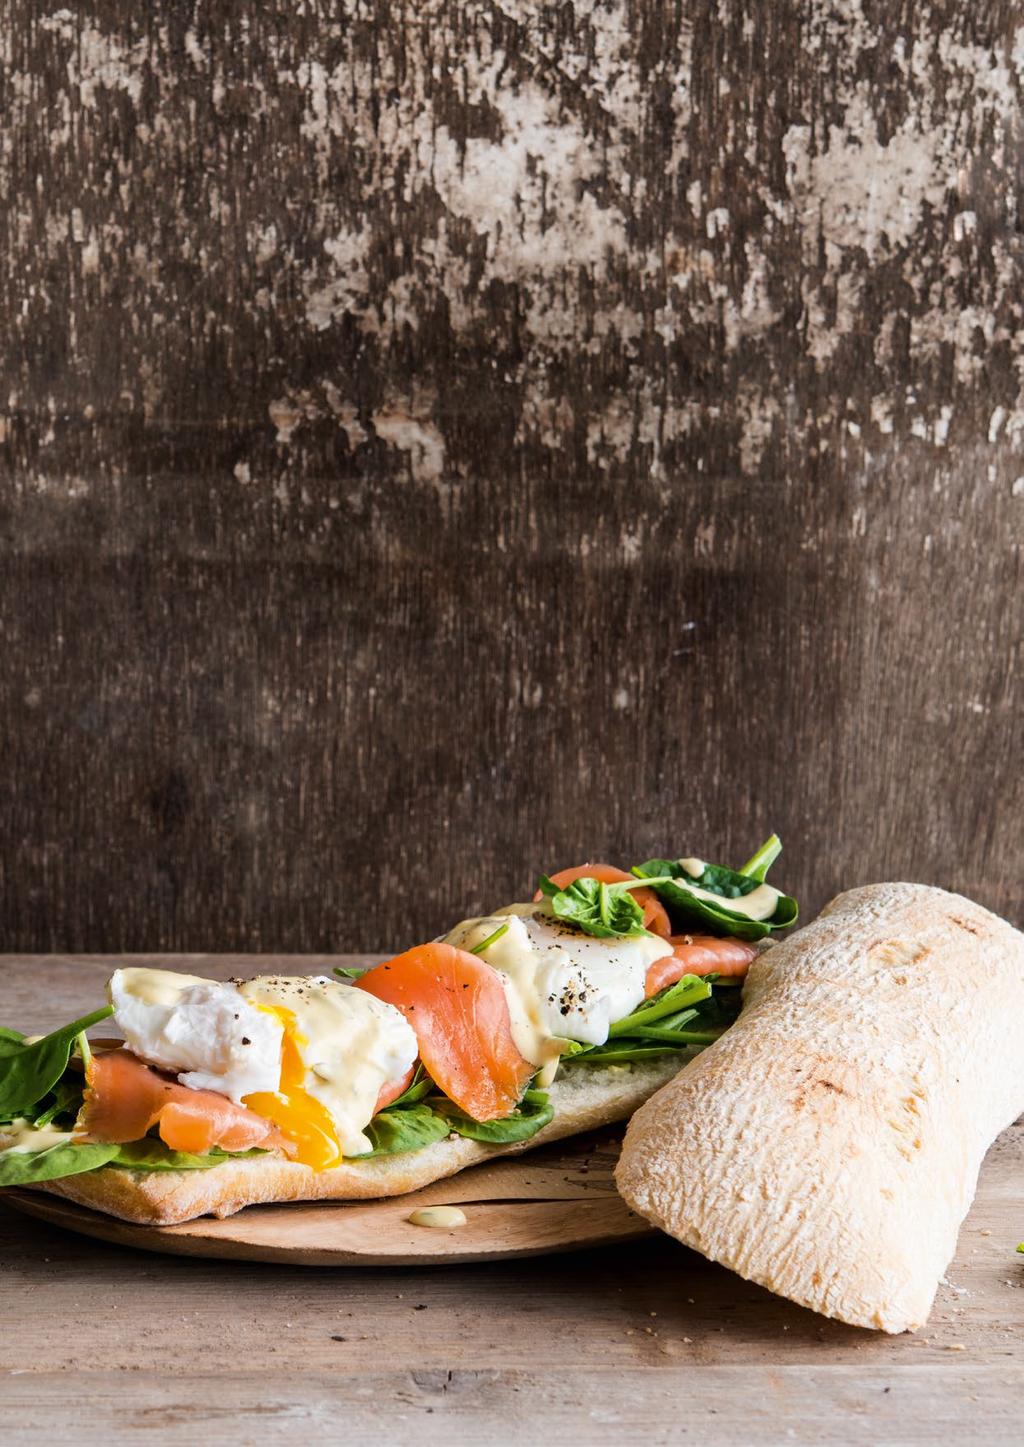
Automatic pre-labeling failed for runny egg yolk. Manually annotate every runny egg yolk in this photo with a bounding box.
[242,1004,343,1170]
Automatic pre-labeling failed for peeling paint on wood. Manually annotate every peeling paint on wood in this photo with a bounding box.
[0,2,1021,951]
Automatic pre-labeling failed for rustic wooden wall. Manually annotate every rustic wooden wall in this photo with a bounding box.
[1,1,1022,953]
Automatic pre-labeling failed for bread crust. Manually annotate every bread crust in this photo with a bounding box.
[615,883,1024,1333]
[31,1057,682,1224]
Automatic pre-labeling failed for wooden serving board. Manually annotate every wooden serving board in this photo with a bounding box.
[1,1131,653,1266]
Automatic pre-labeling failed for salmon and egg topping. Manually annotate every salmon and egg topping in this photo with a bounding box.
[87,864,760,1169]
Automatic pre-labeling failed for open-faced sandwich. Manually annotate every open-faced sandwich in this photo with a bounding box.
[0,837,796,1224]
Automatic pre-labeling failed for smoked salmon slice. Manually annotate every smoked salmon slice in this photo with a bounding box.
[644,935,758,998]
[355,943,533,1121]
[538,863,673,939]
[375,1065,415,1113]
[81,1050,296,1156]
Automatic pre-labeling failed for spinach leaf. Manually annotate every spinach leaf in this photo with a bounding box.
[607,975,711,1036]
[739,833,782,882]
[0,1026,26,1057]
[536,874,667,939]
[621,1024,722,1044]
[632,839,797,940]
[694,987,745,1035]
[363,1078,556,1158]
[31,1077,84,1129]
[434,1088,554,1144]
[110,1140,266,1172]
[0,1006,114,1120]
[333,966,370,980]
[356,1103,452,1158]
[564,974,743,1067]
[386,1064,434,1109]
[561,1042,690,1065]
[0,1139,120,1186]
[0,1132,265,1184]
[0,1007,115,1118]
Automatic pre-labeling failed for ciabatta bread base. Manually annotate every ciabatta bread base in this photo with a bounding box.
[33,1057,682,1225]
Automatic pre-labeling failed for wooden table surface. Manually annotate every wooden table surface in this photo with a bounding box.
[2,955,1023,1444]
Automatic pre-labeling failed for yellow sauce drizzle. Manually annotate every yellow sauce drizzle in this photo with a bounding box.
[408,1206,467,1229]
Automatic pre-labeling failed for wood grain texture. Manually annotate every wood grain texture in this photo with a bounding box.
[0,954,1022,1447]
[1,2,1023,957]
[3,1368,1024,1447]
[2,1133,656,1263]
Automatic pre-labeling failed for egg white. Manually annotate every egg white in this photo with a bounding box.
[109,969,283,1101]
[444,903,674,1063]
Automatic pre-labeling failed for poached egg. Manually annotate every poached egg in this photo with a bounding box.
[108,968,418,1166]
[444,903,673,1072]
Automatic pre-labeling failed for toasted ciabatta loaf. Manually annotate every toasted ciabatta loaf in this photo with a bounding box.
[34,1056,682,1224]
[615,883,1024,1332]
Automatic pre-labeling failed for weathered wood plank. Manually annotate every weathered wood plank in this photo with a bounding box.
[1,3,1022,954]
[3,1367,1023,1446]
